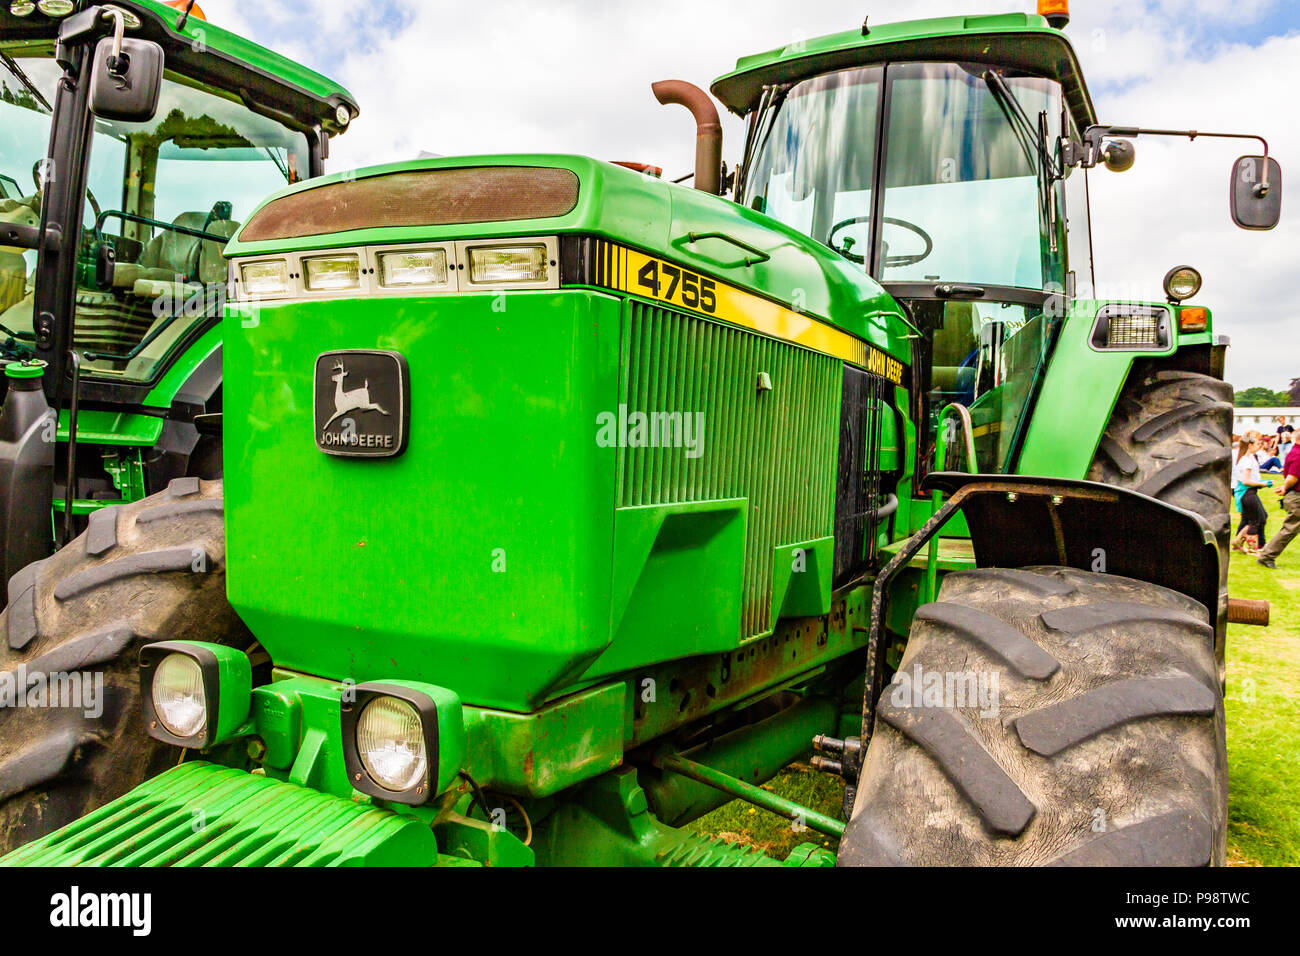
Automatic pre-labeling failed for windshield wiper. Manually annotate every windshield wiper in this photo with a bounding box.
[739,82,792,200]
[982,70,1041,173]
[0,50,52,114]
[983,70,1062,248]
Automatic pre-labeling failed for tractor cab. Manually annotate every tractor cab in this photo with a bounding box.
[0,0,356,584]
[1,1,354,396]
[716,13,1096,478]
[714,9,1279,486]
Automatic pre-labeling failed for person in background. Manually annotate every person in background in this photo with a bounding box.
[1277,415,1291,437]
[1260,432,1284,473]
[1232,435,1271,553]
[1279,426,1295,463]
[1258,437,1300,569]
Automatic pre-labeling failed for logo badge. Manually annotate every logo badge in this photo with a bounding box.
[314,350,409,458]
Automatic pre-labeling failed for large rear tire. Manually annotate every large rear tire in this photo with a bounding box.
[839,566,1227,866]
[1088,369,1233,576]
[0,478,246,853]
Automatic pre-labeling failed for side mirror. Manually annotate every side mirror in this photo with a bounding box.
[1102,139,1136,173]
[89,37,164,123]
[1231,155,1282,230]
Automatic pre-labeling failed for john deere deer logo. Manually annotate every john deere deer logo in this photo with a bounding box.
[323,360,390,429]
[314,350,410,459]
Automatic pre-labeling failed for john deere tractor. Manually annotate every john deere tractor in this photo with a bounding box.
[0,0,356,590]
[0,7,1280,866]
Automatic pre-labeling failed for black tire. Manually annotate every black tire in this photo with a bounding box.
[0,477,246,853]
[1088,369,1233,579]
[839,566,1227,866]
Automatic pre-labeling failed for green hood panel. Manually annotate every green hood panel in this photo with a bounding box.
[223,155,909,363]
[0,762,436,867]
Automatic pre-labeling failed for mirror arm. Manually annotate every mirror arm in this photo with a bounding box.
[1083,125,1272,194]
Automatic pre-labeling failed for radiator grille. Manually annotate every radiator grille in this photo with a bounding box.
[618,302,841,637]
[833,367,889,586]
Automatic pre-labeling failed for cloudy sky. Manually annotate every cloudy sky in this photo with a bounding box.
[200,0,1297,392]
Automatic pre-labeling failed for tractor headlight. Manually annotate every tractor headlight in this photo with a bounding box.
[467,243,549,285]
[303,254,362,292]
[35,0,74,16]
[1090,304,1172,352]
[152,654,207,738]
[357,697,427,791]
[341,682,465,805]
[1163,265,1202,303]
[8,2,36,17]
[140,642,252,749]
[239,259,290,298]
[378,249,449,288]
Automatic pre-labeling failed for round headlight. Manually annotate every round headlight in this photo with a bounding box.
[357,696,427,792]
[102,5,142,28]
[35,0,75,16]
[151,653,207,739]
[1163,265,1202,302]
[8,2,37,17]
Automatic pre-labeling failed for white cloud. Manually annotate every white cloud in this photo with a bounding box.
[203,0,1295,390]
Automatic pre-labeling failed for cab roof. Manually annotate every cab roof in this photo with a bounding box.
[1,0,358,132]
[711,12,1096,130]
[125,0,357,131]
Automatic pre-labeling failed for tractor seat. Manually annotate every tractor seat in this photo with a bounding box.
[113,211,238,288]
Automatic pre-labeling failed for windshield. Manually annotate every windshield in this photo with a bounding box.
[743,61,1069,292]
[0,45,308,384]
[0,48,52,324]
[743,66,883,269]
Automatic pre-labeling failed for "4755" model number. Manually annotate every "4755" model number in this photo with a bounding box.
[637,259,718,313]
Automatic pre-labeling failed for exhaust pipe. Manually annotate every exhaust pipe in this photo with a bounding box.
[651,80,722,195]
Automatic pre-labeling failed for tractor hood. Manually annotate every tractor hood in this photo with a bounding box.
[220,155,908,713]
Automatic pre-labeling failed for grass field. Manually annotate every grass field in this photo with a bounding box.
[695,500,1300,865]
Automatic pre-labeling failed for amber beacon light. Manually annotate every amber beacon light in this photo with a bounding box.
[1039,0,1070,29]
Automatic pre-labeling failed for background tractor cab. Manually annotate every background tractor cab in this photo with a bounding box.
[714,7,1280,494]
[0,0,357,585]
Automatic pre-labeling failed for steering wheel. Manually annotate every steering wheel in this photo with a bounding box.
[30,161,102,222]
[830,215,934,268]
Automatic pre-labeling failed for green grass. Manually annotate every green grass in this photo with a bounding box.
[697,513,1300,866]
[1224,531,1300,866]
[687,762,847,858]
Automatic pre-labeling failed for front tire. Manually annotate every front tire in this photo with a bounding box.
[0,478,246,853]
[839,566,1227,866]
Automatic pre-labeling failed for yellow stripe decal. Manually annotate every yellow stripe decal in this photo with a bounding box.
[598,242,904,385]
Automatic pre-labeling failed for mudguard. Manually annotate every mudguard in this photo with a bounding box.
[921,472,1221,617]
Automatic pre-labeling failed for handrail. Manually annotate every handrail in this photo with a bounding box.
[926,403,978,603]
[683,231,771,266]
[93,210,230,247]
[936,403,977,476]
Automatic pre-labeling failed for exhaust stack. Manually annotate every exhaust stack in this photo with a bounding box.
[652,80,722,195]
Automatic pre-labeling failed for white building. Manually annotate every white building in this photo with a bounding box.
[1234,407,1299,435]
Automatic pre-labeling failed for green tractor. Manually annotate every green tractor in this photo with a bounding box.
[0,7,1280,866]
[0,0,356,588]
